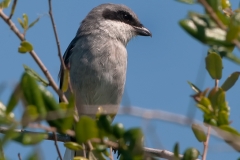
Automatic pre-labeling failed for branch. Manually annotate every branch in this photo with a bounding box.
[144,147,184,160]
[0,127,194,160]
[53,132,63,160]
[47,0,78,122]
[0,9,68,103]
[48,0,66,71]
[17,153,22,160]
[9,0,17,20]
[202,126,211,160]
[198,0,226,30]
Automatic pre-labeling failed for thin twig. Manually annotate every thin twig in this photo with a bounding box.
[47,0,78,123]
[215,79,219,88]
[82,143,86,158]
[109,147,113,160]
[17,153,22,160]
[0,125,228,160]
[197,0,226,30]
[0,9,68,103]
[8,0,17,19]
[53,132,63,160]
[87,140,94,151]
[48,0,66,71]
[202,126,211,160]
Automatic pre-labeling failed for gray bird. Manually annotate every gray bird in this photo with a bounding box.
[59,3,151,160]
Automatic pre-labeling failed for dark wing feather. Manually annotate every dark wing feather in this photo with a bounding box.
[59,36,79,102]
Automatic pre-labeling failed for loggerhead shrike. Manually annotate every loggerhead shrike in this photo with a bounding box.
[59,3,151,160]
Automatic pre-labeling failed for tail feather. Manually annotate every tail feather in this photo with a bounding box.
[63,148,74,160]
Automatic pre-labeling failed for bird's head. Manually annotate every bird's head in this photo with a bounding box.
[78,3,152,46]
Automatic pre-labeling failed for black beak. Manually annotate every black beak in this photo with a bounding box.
[134,26,152,37]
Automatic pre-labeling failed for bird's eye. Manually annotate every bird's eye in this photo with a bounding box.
[123,13,132,21]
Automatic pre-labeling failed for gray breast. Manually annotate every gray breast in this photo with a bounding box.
[69,34,127,114]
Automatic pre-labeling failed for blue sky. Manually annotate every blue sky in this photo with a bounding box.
[1,0,240,159]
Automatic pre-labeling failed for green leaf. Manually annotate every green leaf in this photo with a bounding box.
[226,12,240,42]
[6,84,20,114]
[26,152,39,160]
[13,132,46,145]
[206,0,220,11]
[73,157,88,160]
[90,151,106,160]
[221,72,240,91]
[17,18,24,29]
[205,0,230,25]
[182,148,200,160]
[173,143,180,159]
[0,145,5,160]
[197,104,211,114]
[18,41,33,53]
[219,125,240,135]
[28,17,40,29]
[64,142,83,151]
[176,0,195,4]
[23,65,48,86]
[191,123,207,142]
[76,116,98,143]
[210,46,240,65]
[0,0,11,9]
[218,111,229,126]
[209,118,217,126]
[221,0,231,9]
[61,69,69,92]
[97,115,112,133]
[39,84,59,112]
[60,95,75,132]
[1,125,19,145]
[21,105,39,127]
[187,81,201,93]
[205,51,223,79]
[208,88,226,111]
[179,13,232,46]
[96,145,107,152]
[112,123,125,139]
[198,97,213,112]
[23,13,28,30]
[222,51,240,64]
[208,87,218,107]
[123,128,144,156]
[0,102,15,124]
[217,90,229,112]
[38,85,64,131]
[20,72,46,118]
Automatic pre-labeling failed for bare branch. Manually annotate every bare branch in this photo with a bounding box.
[0,126,193,160]
[9,0,17,19]
[17,153,22,160]
[0,9,68,103]
[109,147,113,160]
[215,79,219,88]
[48,0,66,71]
[197,0,226,30]
[203,126,211,160]
[53,132,63,160]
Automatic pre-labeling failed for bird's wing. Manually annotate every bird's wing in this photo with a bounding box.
[59,36,80,102]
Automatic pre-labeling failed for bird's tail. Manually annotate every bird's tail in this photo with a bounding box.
[63,148,74,160]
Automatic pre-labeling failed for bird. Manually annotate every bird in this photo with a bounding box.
[59,3,151,160]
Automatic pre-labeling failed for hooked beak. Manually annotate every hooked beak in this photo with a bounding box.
[133,26,152,37]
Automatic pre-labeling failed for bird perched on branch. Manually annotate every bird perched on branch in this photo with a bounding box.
[59,3,151,160]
